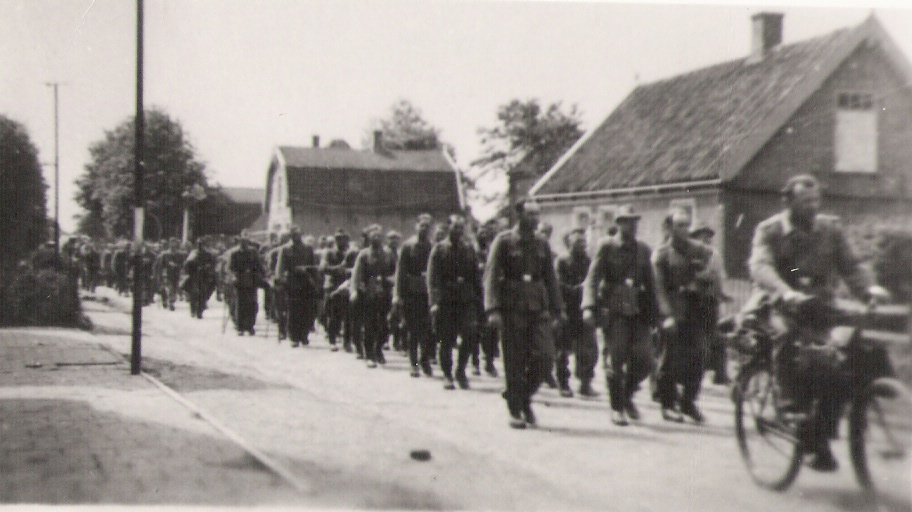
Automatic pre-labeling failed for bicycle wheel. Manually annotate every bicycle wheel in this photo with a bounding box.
[849,377,912,509]
[734,364,802,491]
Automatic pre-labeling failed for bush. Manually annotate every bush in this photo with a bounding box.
[873,229,912,303]
[1,264,86,328]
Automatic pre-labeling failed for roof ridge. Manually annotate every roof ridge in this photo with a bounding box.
[637,24,856,90]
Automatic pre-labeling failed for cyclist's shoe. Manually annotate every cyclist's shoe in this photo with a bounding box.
[808,445,839,472]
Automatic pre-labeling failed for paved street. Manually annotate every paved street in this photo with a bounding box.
[1,287,907,510]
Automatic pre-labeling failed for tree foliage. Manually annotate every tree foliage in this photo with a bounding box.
[470,99,584,206]
[0,115,48,273]
[76,108,210,239]
[364,99,443,151]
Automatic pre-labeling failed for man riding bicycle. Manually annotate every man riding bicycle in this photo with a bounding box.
[745,174,890,472]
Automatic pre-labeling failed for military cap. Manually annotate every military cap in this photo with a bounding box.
[689,223,715,238]
[615,204,641,221]
[334,229,349,240]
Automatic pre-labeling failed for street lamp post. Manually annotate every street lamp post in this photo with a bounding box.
[45,82,61,255]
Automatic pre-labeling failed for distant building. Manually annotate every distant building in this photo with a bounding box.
[264,132,465,239]
[530,14,912,276]
[220,186,265,236]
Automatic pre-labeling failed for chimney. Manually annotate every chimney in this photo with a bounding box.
[749,12,783,63]
[373,130,384,153]
[312,135,320,148]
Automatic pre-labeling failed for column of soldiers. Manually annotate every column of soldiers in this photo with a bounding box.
[65,197,737,432]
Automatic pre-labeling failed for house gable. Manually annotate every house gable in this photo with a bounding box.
[731,37,912,199]
[531,15,912,201]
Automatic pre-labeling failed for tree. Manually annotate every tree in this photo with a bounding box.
[470,99,584,214]
[363,99,443,151]
[0,115,48,271]
[76,108,209,240]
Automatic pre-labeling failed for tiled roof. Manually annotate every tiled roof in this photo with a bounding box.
[277,146,454,173]
[532,18,876,196]
[221,186,264,205]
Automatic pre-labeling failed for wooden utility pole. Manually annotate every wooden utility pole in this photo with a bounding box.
[131,0,145,375]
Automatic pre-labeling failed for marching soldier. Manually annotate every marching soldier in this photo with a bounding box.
[484,200,564,429]
[267,232,291,339]
[473,220,501,378]
[428,214,483,390]
[582,205,660,426]
[155,238,184,311]
[350,224,396,368]
[112,240,131,296]
[689,223,732,385]
[182,237,218,319]
[386,230,404,352]
[393,214,436,378]
[228,235,264,336]
[276,227,320,347]
[652,208,715,424]
[555,228,598,398]
[321,230,357,351]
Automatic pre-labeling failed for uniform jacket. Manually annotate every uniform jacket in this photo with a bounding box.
[483,227,563,315]
[582,237,658,321]
[350,246,396,300]
[321,247,358,291]
[556,252,591,314]
[229,245,264,289]
[427,236,482,307]
[748,210,872,303]
[277,242,319,295]
[394,235,433,301]
[652,238,714,319]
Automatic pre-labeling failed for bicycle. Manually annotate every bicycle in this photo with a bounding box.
[722,296,912,506]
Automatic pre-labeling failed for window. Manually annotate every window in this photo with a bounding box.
[669,198,697,227]
[572,206,592,230]
[597,205,616,228]
[835,91,877,173]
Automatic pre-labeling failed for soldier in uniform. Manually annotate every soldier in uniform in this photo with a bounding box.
[321,230,357,351]
[689,223,732,385]
[276,227,320,347]
[80,240,100,293]
[484,200,564,429]
[582,205,660,426]
[393,214,435,378]
[228,235,264,336]
[267,232,291,339]
[428,214,483,390]
[473,220,501,378]
[155,238,184,311]
[261,232,279,321]
[555,228,599,398]
[112,240,131,296]
[386,230,404,352]
[350,224,396,368]
[652,208,716,424]
[182,237,218,319]
[747,174,889,472]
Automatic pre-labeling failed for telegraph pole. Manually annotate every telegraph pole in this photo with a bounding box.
[131,0,145,375]
[45,82,60,255]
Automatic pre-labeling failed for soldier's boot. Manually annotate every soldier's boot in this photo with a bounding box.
[522,400,537,428]
[579,381,597,397]
[559,382,574,398]
[485,359,498,378]
[455,370,470,390]
[443,375,456,390]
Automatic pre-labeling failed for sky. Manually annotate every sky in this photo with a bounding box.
[3,0,912,231]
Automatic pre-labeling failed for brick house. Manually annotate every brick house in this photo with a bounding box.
[529,13,912,277]
[264,133,465,239]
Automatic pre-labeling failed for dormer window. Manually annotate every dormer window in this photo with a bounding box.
[835,91,877,173]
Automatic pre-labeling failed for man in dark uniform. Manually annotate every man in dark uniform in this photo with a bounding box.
[747,174,889,471]
[267,232,291,339]
[555,228,598,398]
[156,238,184,311]
[182,237,218,319]
[393,214,435,378]
[112,240,131,296]
[228,235,264,336]
[652,208,715,424]
[350,224,396,368]
[276,227,320,347]
[473,220,501,378]
[80,240,100,293]
[261,232,279,321]
[582,205,660,426]
[484,200,564,429]
[428,214,483,390]
[321,230,357,351]
[131,242,156,306]
[689,223,732,385]
[386,230,404,352]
